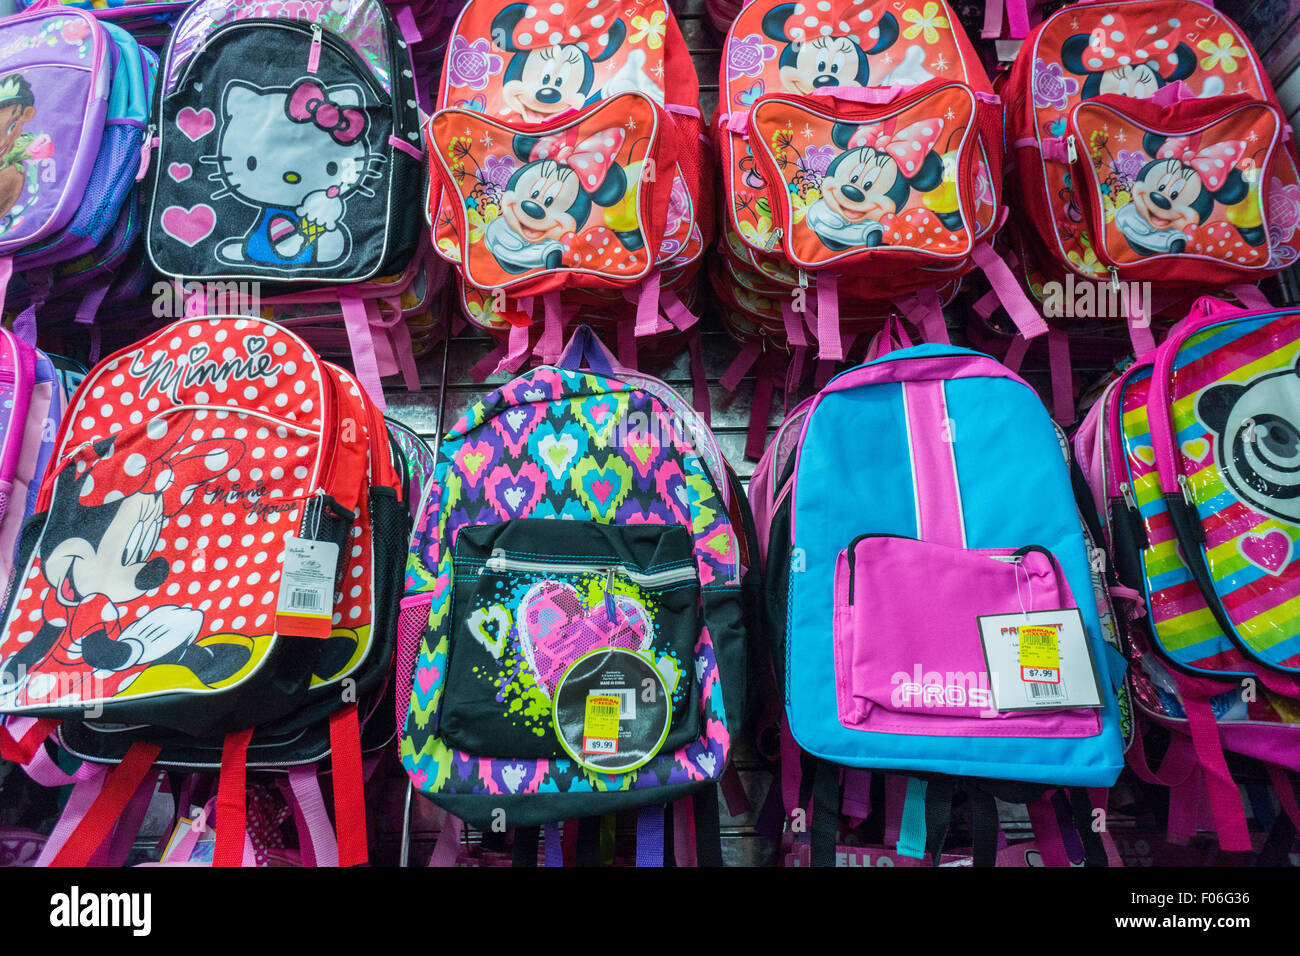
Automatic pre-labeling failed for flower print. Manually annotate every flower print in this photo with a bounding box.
[1111,149,1144,185]
[728,33,777,78]
[1197,34,1246,73]
[1032,59,1078,111]
[665,175,689,235]
[447,35,503,91]
[437,236,462,260]
[25,134,52,162]
[770,126,795,160]
[800,144,834,176]
[902,3,950,44]
[482,154,516,190]
[792,189,821,224]
[1049,119,1067,137]
[448,136,473,173]
[630,10,667,49]
[1267,177,1300,237]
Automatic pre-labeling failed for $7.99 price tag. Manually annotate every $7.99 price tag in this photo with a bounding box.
[1018,624,1060,684]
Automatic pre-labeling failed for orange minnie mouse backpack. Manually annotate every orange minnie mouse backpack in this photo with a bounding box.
[713,0,1046,360]
[1002,0,1300,354]
[425,0,709,372]
[0,315,405,866]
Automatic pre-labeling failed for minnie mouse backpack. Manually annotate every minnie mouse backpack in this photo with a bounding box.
[713,0,1046,360]
[1003,0,1300,354]
[424,0,709,370]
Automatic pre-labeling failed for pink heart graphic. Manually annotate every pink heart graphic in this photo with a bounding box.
[168,162,192,182]
[161,204,215,247]
[1239,530,1292,576]
[176,106,215,141]
[518,581,650,697]
[416,664,440,695]
[590,479,614,504]
[410,769,428,789]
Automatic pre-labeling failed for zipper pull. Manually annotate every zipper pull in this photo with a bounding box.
[1119,481,1150,552]
[1089,546,1107,576]
[604,567,617,618]
[1066,134,1077,163]
[763,227,782,252]
[135,124,157,182]
[797,268,808,289]
[1108,266,1121,293]
[308,21,323,74]
[1176,474,1206,543]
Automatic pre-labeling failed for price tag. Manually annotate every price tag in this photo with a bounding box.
[275,536,339,638]
[553,648,670,773]
[1018,624,1061,683]
[977,608,1102,711]
[583,694,621,756]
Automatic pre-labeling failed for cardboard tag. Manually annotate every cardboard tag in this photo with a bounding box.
[553,648,670,773]
[978,609,1102,711]
[275,536,339,638]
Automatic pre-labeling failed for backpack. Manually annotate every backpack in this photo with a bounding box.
[1003,0,1300,354]
[398,326,752,863]
[143,0,425,290]
[756,342,1129,864]
[0,315,405,866]
[424,0,710,371]
[0,7,120,312]
[1073,297,1300,852]
[712,0,1046,362]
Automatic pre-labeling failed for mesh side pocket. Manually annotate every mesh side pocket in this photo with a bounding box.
[396,594,432,731]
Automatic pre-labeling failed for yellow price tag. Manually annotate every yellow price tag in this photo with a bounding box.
[582,694,621,755]
[1019,624,1060,673]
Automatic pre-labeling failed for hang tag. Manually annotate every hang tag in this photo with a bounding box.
[553,648,670,773]
[275,536,339,639]
[977,608,1102,711]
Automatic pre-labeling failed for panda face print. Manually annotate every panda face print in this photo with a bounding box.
[822,146,899,222]
[1197,361,1300,524]
[502,45,590,122]
[500,159,582,242]
[1131,159,1203,234]
[781,36,868,94]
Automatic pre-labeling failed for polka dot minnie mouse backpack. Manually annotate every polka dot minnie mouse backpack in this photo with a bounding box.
[1002,0,1300,356]
[0,315,407,866]
[424,0,709,372]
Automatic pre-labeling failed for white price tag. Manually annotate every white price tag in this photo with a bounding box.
[977,608,1102,711]
[275,536,339,638]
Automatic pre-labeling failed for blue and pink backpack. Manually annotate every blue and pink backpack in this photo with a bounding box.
[752,333,1129,865]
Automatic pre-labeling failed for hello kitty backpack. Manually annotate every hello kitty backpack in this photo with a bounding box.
[713,0,1046,359]
[142,0,425,291]
[424,0,709,371]
[1003,0,1300,354]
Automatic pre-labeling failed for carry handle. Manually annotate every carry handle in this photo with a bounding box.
[554,325,621,376]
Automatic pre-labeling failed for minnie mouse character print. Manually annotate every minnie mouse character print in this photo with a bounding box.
[0,413,247,706]
[1116,132,1253,256]
[203,78,381,269]
[805,117,946,250]
[490,3,636,122]
[484,127,633,273]
[1061,25,1199,100]
[760,2,902,94]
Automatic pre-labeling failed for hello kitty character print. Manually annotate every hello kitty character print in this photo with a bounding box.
[203,77,382,268]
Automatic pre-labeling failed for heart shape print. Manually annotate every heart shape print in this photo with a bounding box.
[161,204,216,247]
[517,581,651,697]
[1239,530,1292,576]
[176,106,215,141]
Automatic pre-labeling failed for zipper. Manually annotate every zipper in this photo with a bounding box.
[136,123,157,182]
[309,21,323,73]
[842,533,1061,604]
[480,552,697,590]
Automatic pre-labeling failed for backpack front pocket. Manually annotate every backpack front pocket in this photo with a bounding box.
[427,91,670,293]
[436,518,700,761]
[1069,95,1281,282]
[832,535,1102,738]
[747,80,995,272]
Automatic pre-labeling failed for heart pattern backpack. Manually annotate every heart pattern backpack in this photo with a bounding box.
[1003,0,1300,353]
[143,0,425,287]
[398,327,752,863]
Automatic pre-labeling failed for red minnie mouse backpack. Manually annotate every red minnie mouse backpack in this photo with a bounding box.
[1003,0,1300,354]
[713,0,1046,359]
[0,316,406,866]
[425,0,710,372]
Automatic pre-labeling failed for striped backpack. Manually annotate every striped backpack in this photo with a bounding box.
[1074,298,1300,852]
[754,341,1129,865]
[0,315,405,866]
[1003,0,1300,353]
[398,327,752,865]
[425,0,710,373]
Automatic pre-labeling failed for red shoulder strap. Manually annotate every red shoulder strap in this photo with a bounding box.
[214,728,254,867]
[50,742,161,867]
[330,703,368,866]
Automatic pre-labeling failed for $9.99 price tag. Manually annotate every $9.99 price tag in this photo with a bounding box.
[582,694,621,755]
